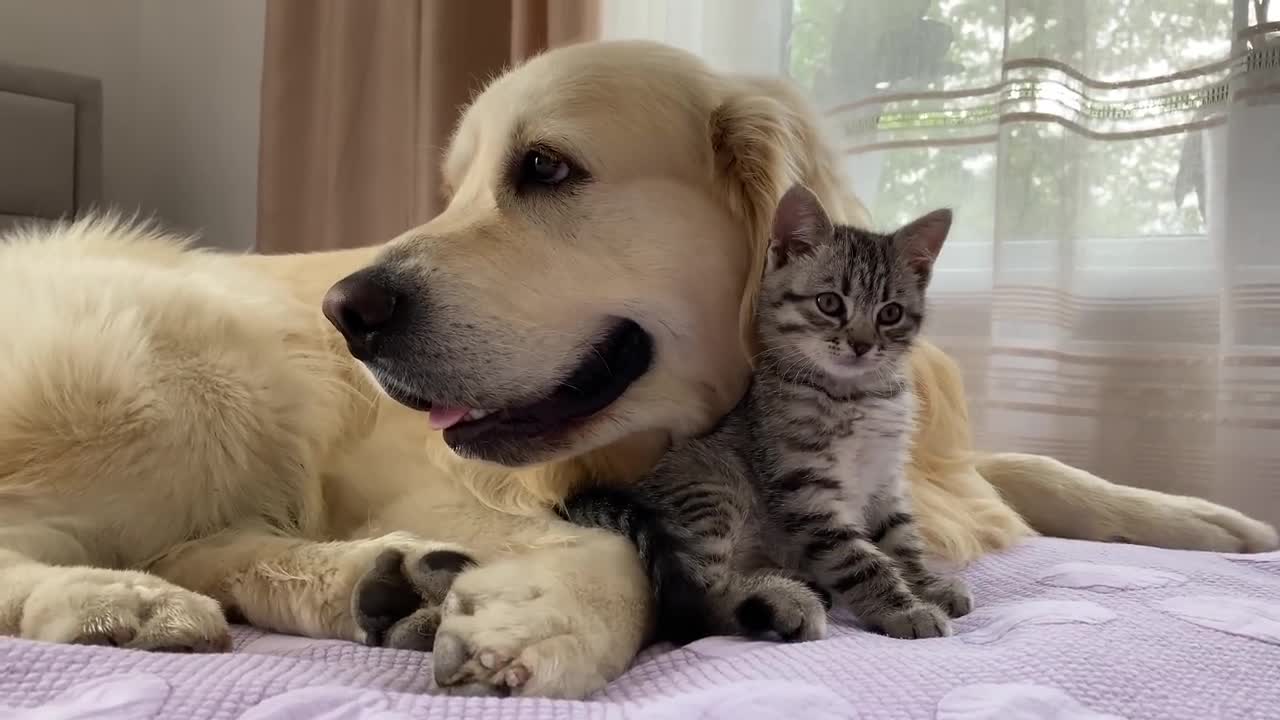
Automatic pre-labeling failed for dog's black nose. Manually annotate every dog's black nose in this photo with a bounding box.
[323,270,400,359]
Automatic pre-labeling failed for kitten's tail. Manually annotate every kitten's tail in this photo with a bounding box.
[558,486,718,645]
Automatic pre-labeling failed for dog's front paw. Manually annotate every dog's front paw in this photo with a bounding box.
[351,543,474,650]
[21,567,230,652]
[430,537,646,699]
[431,632,540,697]
[865,602,952,639]
[431,581,605,699]
[919,575,973,618]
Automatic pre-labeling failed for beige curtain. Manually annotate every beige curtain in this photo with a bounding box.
[605,0,1280,526]
[256,0,600,254]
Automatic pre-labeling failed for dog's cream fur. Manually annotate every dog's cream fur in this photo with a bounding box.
[0,41,1275,698]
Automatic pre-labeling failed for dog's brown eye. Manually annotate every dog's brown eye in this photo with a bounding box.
[815,292,844,317]
[523,150,570,185]
[877,302,904,325]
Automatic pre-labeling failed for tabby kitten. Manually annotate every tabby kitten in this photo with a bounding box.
[562,184,972,644]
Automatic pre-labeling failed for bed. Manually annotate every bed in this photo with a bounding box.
[2,538,1277,719]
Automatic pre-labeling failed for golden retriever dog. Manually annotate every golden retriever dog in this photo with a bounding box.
[0,40,1275,699]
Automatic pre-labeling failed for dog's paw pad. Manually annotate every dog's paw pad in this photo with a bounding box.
[352,544,475,648]
[432,632,533,696]
[353,550,421,645]
[501,664,531,689]
[422,550,474,573]
[477,650,509,671]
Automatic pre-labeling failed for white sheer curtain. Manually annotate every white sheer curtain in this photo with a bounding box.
[603,0,1280,524]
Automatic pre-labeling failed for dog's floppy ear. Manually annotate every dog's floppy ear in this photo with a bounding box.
[711,92,798,359]
[711,78,869,361]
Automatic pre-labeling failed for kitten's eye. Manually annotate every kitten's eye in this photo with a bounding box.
[815,292,844,317]
[521,149,571,186]
[876,302,904,325]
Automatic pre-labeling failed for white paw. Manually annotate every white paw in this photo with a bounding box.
[1184,499,1278,553]
[430,563,614,699]
[21,567,230,651]
[1131,496,1280,554]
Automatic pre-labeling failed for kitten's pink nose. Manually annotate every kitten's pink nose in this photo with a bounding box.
[852,342,873,357]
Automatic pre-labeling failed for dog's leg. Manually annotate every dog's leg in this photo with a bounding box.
[0,523,230,650]
[154,522,650,699]
[976,452,1279,553]
[148,527,476,648]
[430,525,651,699]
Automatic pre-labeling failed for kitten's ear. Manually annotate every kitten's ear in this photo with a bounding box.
[894,208,952,282]
[769,184,833,268]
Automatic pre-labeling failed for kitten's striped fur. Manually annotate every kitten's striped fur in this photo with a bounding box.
[563,185,971,643]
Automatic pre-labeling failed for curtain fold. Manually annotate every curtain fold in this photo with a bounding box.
[603,0,1280,524]
[256,0,599,254]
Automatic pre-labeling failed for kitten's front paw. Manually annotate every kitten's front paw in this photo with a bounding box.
[352,545,475,650]
[733,574,827,642]
[866,603,952,639]
[920,575,973,618]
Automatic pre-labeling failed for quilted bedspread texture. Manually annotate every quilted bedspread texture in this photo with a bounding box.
[2,538,1278,719]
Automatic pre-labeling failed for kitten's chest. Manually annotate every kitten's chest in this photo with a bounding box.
[816,397,912,493]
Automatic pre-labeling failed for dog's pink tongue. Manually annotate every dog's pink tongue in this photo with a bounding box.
[429,407,471,430]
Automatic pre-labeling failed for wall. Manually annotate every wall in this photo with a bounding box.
[0,0,265,251]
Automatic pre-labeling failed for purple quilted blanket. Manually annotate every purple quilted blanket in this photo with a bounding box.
[2,538,1278,719]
